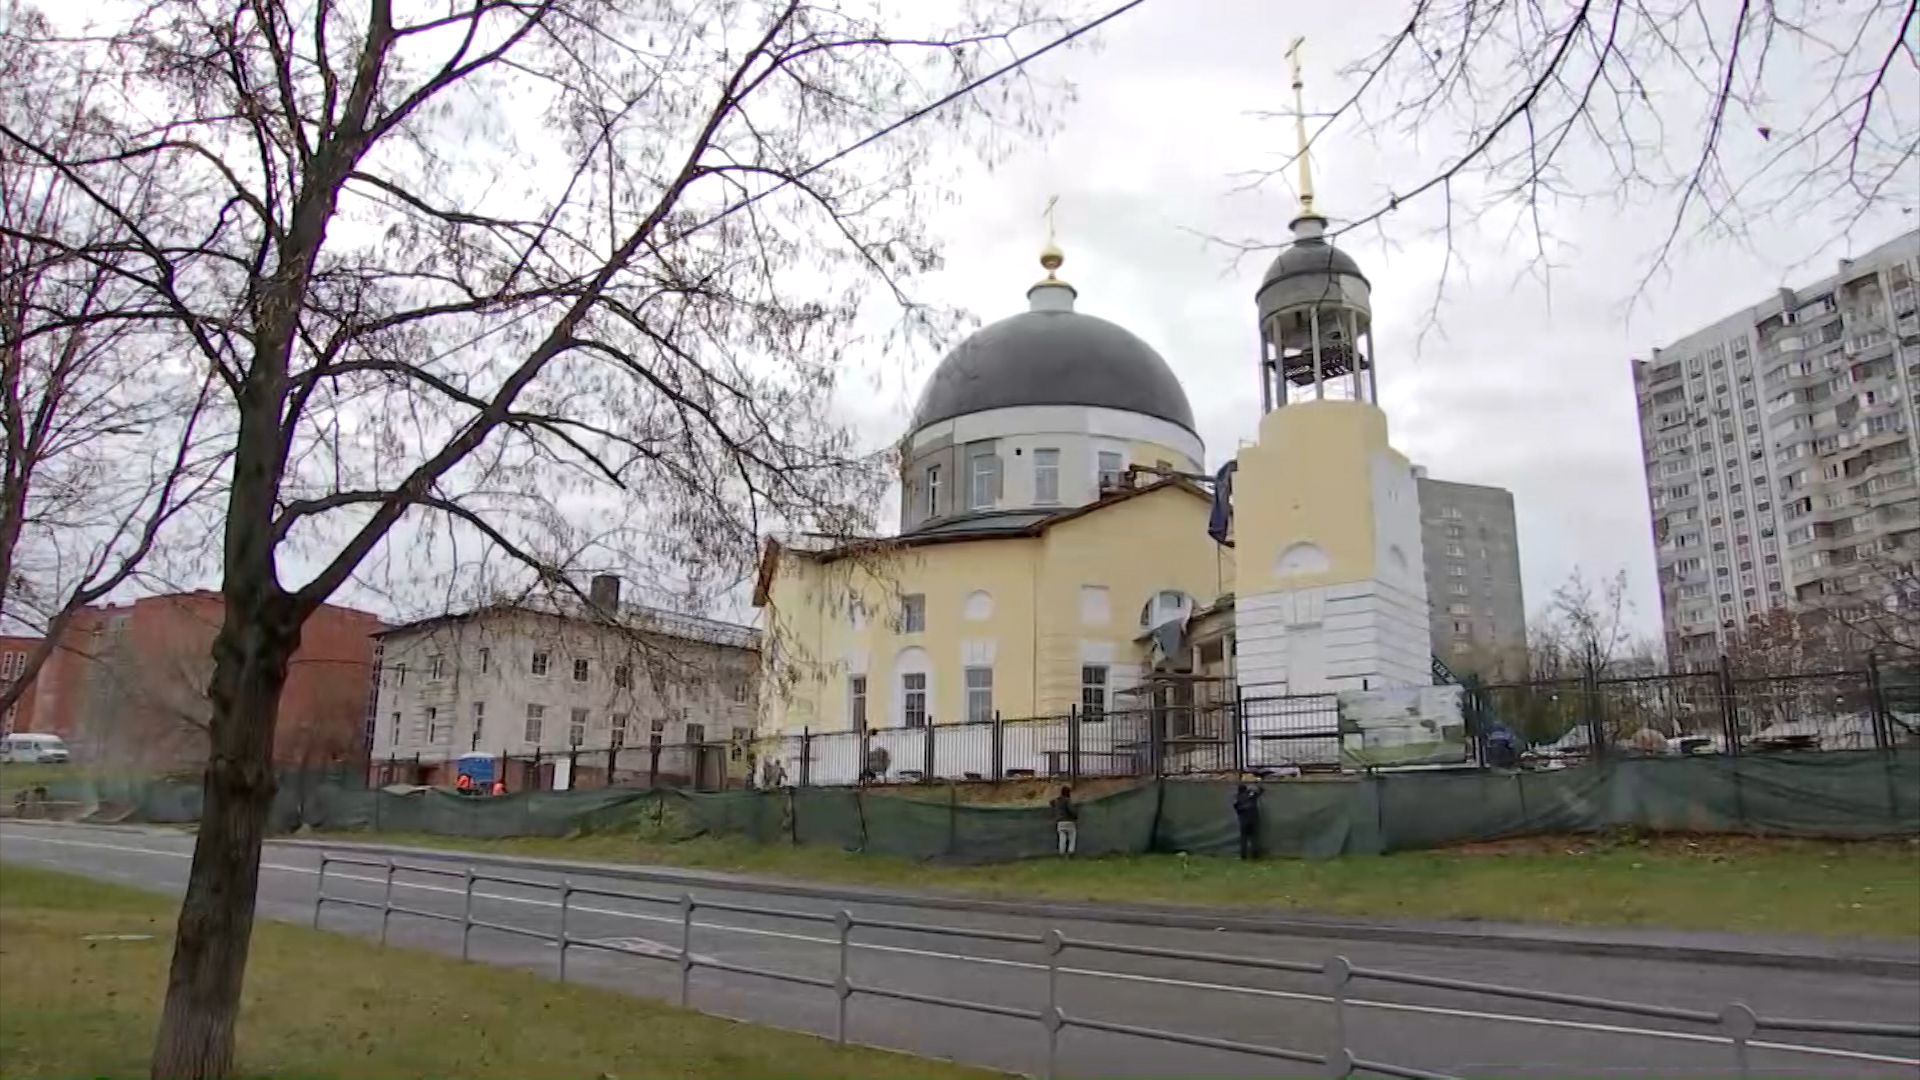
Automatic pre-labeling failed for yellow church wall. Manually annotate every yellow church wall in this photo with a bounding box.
[1231,400,1392,594]
[759,537,1043,734]
[757,485,1237,734]
[1032,486,1234,713]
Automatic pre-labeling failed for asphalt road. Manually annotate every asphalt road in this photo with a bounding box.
[3,823,1917,1079]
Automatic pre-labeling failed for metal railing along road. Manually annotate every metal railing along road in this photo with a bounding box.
[313,853,1920,1080]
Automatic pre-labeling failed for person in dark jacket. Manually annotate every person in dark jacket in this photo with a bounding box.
[1051,785,1078,857]
[1233,783,1264,860]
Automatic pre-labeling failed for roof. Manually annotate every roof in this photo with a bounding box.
[908,309,1197,434]
[375,598,760,651]
[1259,234,1368,291]
[752,478,1212,605]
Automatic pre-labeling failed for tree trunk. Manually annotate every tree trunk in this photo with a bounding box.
[149,602,298,1080]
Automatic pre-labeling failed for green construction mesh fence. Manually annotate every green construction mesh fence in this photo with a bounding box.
[33,750,1919,859]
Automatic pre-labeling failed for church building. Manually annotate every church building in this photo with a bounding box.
[753,62,1459,780]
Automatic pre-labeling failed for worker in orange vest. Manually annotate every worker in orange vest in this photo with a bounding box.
[490,779,506,797]
[455,773,473,794]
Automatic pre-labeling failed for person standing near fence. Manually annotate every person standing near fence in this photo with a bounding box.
[1051,785,1078,857]
[1233,783,1263,860]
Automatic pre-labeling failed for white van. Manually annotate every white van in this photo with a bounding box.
[0,733,70,764]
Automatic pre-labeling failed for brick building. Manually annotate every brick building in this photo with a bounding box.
[27,592,385,770]
[1,634,41,736]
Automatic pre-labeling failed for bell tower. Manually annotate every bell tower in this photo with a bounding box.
[1228,39,1433,700]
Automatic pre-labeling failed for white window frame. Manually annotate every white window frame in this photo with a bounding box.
[389,712,401,746]
[477,647,490,674]
[849,675,868,733]
[524,703,545,743]
[899,594,926,633]
[1097,450,1124,490]
[902,672,928,728]
[1033,447,1061,504]
[1080,665,1108,720]
[530,651,550,677]
[572,657,590,683]
[568,707,588,746]
[926,464,941,516]
[964,666,994,723]
[969,448,997,509]
[610,712,628,749]
[471,701,485,743]
[428,654,445,680]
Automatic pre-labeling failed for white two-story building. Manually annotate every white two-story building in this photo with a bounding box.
[370,575,760,790]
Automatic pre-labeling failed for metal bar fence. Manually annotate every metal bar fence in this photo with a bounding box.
[367,661,1914,794]
[314,852,1920,1080]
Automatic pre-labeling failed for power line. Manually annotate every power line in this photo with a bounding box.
[681,0,1155,239]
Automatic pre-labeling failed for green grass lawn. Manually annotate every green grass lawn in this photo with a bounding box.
[340,830,1920,941]
[0,863,998,1079]
[0,762,83,798]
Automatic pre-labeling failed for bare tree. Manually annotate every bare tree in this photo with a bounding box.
[1232,1,1917,285]
[1530,566,1636,678]
[1814,550,1920,660]
[0,0,221,715]
[0,1,1109,1075]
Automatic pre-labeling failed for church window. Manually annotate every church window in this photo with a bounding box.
[969,446,998,509]
[925,465,941,516]
[964,666,994,723]
[899,594,926,633]
[1097,450,1124,490]
[1080,665,1108,720]
[1033,448,1060,503]
[848,676,868,733]
[902,673,928,727]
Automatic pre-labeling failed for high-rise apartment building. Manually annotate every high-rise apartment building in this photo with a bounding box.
[1415,470,1529,677]
[1634,230,1920,668]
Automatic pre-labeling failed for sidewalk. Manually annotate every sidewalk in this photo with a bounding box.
[272,833,1920,979]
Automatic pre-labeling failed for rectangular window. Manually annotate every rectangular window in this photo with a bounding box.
[569,707,587,746]
[731,727,750,761]
[964,666,994,723]
[389,712,401,746]
[899,593,926,633]
[392,664,406,686]
[1097,450,1124,489]
[1081,664,1109,720]
[732,680,749,703]
[926,465,941,516]
[428,654,445,680]
[472,701,485,743]
[610,712,628,749]
[478,647,490,674]
[524,703,545,743]
[969,446,998,509]
[902,672,928,728]
[686,722,706,744]
[849,675,868,732]
[1033,448,1061,503]
[613,663,631,689]
[530,651,550,677]
[426,707,444,743]
[572,657,590,683]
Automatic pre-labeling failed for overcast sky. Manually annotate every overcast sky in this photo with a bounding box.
[827,0,1919,638]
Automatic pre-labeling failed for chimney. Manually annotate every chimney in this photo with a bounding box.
[588,574,622,612]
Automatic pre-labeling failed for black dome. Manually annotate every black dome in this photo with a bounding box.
[910,309,1196,434]
[1260,236,1368,290]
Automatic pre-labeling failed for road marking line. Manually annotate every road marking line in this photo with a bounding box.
[5,827,1915,1069]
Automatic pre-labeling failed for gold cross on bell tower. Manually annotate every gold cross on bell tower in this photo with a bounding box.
[1286,37,1316,219]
